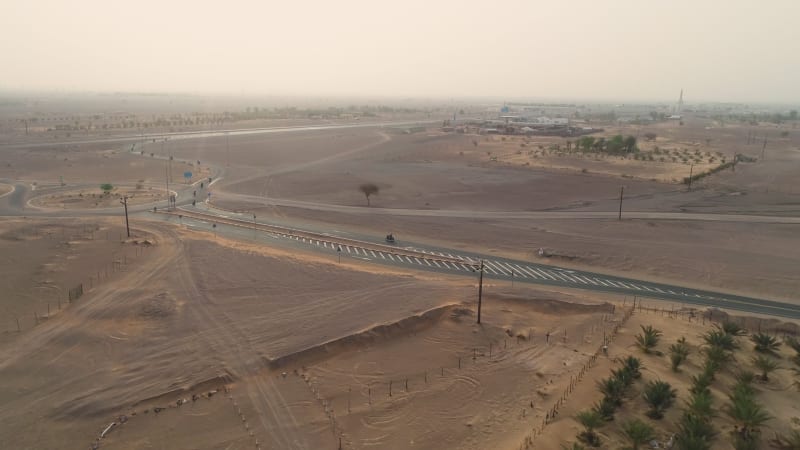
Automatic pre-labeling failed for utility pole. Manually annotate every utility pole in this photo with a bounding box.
[120,196,130,238]
[226,132,230,167]
[165,164,170,210]
[477,260,484,324]
[688,164,694,191]
[762,136,767,160]
[618,186,624,221]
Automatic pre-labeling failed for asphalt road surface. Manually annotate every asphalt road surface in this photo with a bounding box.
[154,204,800,320]
[3,121,799,319]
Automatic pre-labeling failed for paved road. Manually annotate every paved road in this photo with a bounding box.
[0,120,436,149]
[3,121,798,319]
[158,205,800,320]
[212,192,800,224]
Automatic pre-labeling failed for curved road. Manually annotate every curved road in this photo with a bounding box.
[211,191,800,224]
[2,122,799,319]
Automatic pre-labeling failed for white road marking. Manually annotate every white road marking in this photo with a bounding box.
[487,261,512,275]
[346,246,352,254]
[387,254,395,261]
[515,265,539,279]
[572,275,589,284]
[483,261,503,273]
[405,256,414,264]
[542,270,562,281]
[424,259,432,266]
[547,270,570,282]
[380,253,386,259]
[370,250,377,258]
[433,261,442,268]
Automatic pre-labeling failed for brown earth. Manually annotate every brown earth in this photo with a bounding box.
[1,114,799,449]
[542,307,800,450]
[30,187,165,209]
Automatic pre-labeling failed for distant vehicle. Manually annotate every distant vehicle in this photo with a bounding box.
[385,233,396,244]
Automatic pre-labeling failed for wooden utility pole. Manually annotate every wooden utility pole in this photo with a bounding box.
[477,260,484,324]
[618,186,624,221]
[762,136,767,160]
[688,164,694,191]
[165,163,170,210]
[120,196,130,238]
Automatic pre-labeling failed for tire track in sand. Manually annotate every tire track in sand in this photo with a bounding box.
[173,237,310,449]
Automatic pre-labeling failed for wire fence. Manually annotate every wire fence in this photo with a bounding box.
[3,232,152,335]
[289,304,620,449]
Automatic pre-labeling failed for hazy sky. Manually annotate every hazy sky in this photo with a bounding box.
[2,0,799,103]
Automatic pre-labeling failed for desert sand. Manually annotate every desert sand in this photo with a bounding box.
[1,111,799,449]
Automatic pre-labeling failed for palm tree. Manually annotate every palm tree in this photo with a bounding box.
[703,345,733,372]
[636,325,662,354]
[719,321,748,337]
[686,390,715,419]
[690,370,714,395]
[612,367,634,387]
[593,397,616,421]
[670,338,691,372]
[704,330,738,351]
[786,337,800,368]
[750,333,781,354]
[725,392,771,443]
[597,376,626,407]
[643,380,677,419]
[622,356,643,379]
[575,409,604,446]
[622,419,655,450]
[674,431,712,450]
[675,412,716,450]
[734,370,755,386]
[560,443,586,450]
[785,336,800,354]
[752,355,780,381]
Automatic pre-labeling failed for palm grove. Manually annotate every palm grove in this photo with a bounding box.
[570,319,800,450]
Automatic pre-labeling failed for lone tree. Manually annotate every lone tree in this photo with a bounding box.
[100,183,114,194]
[359,183,379,206]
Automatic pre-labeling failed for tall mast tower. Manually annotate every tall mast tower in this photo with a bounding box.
[676,89,684,115]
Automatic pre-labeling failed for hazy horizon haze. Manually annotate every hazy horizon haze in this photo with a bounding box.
[2,0,799,103]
